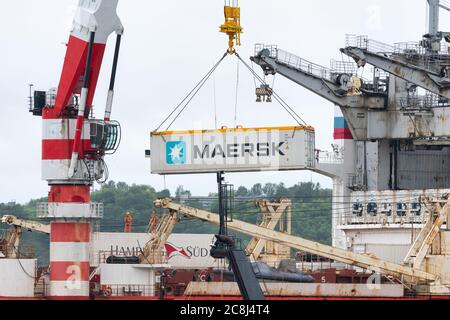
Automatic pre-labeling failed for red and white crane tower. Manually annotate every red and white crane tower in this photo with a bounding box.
[30,0,123,299]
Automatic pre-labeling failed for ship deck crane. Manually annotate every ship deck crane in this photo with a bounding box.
[250,46,387,141]
[154,198,438,284]
[139,211,180,264]
[1,215,50,259]
[341,0,450,99]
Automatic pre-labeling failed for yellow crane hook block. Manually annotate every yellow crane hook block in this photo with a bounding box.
[220,0,243,54]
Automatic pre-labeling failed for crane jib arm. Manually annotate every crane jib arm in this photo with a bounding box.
[154,199,437,283]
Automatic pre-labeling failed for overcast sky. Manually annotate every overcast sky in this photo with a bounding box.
[0,0,441,203]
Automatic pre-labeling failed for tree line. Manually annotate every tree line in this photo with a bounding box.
[0,181,332,266]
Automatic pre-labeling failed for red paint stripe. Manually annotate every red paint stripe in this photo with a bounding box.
[48,185,90,203]
[47,296,91,300]
[42,139,91,160]
[52,36,106,116]
[50,262,90,281]
[334,128,353,140]
[51,223,90,243]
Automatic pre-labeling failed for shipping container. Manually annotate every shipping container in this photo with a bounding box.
[150,126,315,175]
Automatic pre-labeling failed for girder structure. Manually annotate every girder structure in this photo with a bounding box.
[251,46,386,141]
[154,198,438,283]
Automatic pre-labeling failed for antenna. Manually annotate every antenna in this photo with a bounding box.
[28,84,34,111]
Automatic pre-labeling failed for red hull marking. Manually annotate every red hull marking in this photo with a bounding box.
[2,295,450,301]
[48,185,90,203]
[42,139,91,160]
[334,128,353,140]
[46,296,91,301]
[50,223,90,243]
[53,36,106,115]
[49,261,90,281]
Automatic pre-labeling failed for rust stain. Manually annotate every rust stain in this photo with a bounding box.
[393,66,403,77]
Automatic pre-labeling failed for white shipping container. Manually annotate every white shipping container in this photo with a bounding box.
[91,232,222,269]
[150,126,315,174]
[0,259,36,297]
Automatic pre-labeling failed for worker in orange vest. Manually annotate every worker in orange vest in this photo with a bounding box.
[124,212,133,233]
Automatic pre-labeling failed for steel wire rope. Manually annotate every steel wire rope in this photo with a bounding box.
[153,52,228,132]
[234,59,240,127]
[234,51,309,126]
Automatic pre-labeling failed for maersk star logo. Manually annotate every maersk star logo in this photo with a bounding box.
[166,141,186,165]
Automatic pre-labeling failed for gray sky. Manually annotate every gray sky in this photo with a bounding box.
[0,0,439,203]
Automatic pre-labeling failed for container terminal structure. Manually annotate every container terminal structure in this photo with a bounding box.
[2,0,450,300]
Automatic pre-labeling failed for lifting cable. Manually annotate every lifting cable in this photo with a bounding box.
[234,52,308,126]
[154,52,228,132]
[213,71,218,128]
[234,59,240,127]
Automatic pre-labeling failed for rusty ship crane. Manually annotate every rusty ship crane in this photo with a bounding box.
[250,0,450,296]
[342,0,450,100]
[154,198,439,284]
[29,0,123,299]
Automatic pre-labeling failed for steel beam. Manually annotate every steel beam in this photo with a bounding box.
[342,47,450,99]
[155,199,437,282]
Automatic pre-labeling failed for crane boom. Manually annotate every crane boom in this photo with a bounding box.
[1,215,50,234]
[1,215,50,259]
[251,45,387,141]
[139,212,180,264]
[154,199,437,283]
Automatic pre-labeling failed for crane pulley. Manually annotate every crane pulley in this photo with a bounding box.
[220,0,243,54]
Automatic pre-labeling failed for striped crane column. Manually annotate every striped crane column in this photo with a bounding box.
[39,0,123,299]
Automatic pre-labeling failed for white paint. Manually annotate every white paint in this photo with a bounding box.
[42,159,103,183]
[71,0,123,44]
[38,202,97,219]
[0,259,36,297]
[42,119,90,140]
[50,280,89,297]
[151,127,316,174]
[50,242,90,262]
[104,90,114,120]
[100,264,156,286]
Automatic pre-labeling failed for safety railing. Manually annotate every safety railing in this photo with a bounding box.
[36,202,104,219]
[277,49,333,80]
[316,150,344,165]
[346,35,450,71]
[399,94,446,110]
[394,42,426,55]
[345,34,394,53]
[254,43,277,58]
[254,44,333,81]
[338,209,430,226]
[101,284,158,297]
[394,41,450,56]
[330,59,357,75]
